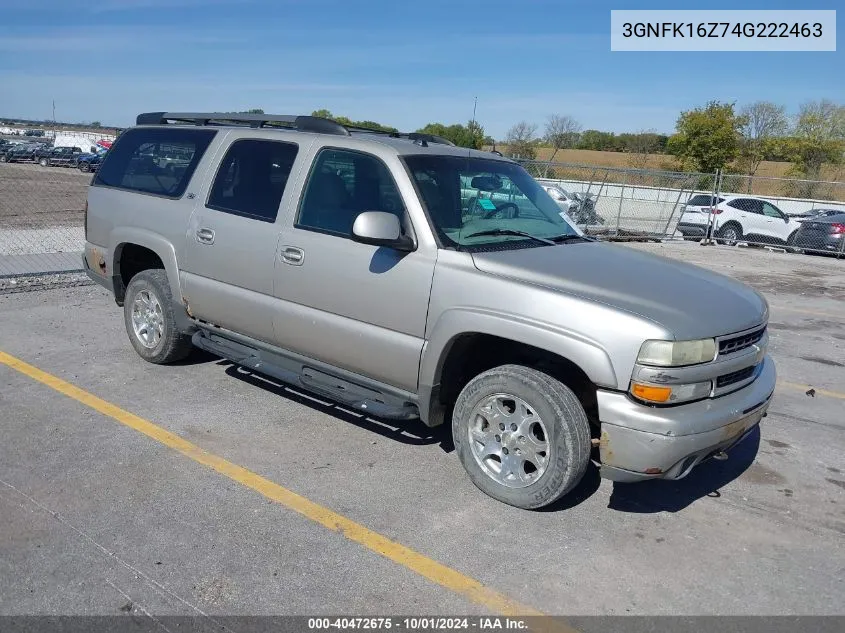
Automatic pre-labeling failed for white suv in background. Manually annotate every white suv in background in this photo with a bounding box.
[677,194,802,247]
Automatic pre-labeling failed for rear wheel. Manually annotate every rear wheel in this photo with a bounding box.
[717,223,742,246]
[39,157,48,167]
[123,269,193,364]
[452,364,591,509]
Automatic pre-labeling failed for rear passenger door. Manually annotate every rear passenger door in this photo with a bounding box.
[182,135,307,344]
[728,198,765,238]
[272,147,436,392]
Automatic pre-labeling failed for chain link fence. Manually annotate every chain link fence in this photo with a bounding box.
[1,156,843,292]
[0,162,88,281]
[521,160,845,257]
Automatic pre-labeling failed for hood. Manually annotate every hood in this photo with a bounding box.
[471,243,767,340]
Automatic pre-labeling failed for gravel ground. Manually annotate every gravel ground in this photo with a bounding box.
[0,236,843,624]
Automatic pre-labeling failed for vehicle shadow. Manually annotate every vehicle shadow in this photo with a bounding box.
[607,426,761,513]
[537,465,603,512]
[219,361,455,453]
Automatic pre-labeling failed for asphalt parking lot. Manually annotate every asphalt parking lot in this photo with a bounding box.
[0,241,843,623]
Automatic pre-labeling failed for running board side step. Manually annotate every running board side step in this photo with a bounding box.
[192,329,420,421]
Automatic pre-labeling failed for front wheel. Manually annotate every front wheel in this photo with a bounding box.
[78,162,91,173]
[452,364,591,509]
[39,157,48,167]
[123,269,193,364]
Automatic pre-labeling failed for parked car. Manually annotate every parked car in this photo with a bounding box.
[540,184,605,225]
[792,212,845,256]
[0,143,43,163]
[787,208,845,221]
[38,146,83,167]
[677,194,802,247]
[83,110,776,510]
[77,151,105,173]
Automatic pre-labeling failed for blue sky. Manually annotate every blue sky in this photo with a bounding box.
[0,0,841,138]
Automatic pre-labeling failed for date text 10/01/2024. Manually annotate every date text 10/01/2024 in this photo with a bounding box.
[622,22,823,38]
[307,618,530,631]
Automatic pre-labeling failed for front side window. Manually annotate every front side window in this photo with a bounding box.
[762,202,784,218]
[403,155,579,249]
[94,127,216,198]
[207,139,299,223]
[297,148,405,236]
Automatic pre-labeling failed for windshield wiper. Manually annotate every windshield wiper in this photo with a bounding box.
[549,234,596,243]
[464,229,556,245]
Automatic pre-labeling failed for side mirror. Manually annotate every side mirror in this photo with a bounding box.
[351,211,414,251]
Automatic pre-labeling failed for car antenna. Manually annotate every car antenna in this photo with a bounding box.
[469,96,478,158]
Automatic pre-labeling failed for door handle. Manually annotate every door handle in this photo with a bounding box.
[281,246,304,265]
[196,228,215,244]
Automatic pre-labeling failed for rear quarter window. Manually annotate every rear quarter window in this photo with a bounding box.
[94,127,216,198]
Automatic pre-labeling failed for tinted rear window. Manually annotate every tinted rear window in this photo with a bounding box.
[94,127,216,198]
[686,195,724,206]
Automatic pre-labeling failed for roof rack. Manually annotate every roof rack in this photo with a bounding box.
[342,125,455,147]
[135,112,457,146]
[135,112,350,136]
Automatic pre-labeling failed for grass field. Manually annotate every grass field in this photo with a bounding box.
[493,147,845,199]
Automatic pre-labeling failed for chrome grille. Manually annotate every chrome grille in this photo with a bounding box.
[716,365,756,389]
[719,327,765,356]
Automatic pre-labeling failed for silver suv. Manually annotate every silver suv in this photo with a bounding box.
[83,112,776,509]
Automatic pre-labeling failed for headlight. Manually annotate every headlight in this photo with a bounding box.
[630,380,713,404]
[637,338,716,367]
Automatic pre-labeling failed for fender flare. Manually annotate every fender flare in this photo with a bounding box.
[109,228,194,333]
[417,308,618,424]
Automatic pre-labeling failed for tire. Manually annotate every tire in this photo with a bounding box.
[123,269,193,364]
[78,162,91,173]
[786,231,802,254]
[452,364,591,510]
[0,155,6,163]
[717,223,742,246]
[39,157,48,167]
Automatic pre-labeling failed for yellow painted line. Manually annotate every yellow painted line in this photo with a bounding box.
[778,381,845,401]
[0,350,559,623]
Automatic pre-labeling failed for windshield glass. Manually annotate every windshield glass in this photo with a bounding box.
[404,155,580,249]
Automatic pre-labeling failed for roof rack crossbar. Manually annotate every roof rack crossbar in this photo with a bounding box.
[135,112,350,136]
[345,128,456,147]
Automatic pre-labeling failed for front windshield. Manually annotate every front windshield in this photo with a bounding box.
[404,155,580,249]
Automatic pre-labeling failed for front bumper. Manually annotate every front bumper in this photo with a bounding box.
[596,355,776,482]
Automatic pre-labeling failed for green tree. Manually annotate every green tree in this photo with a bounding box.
[311,109,397,133]
[737,101,788,180]
[577,130,617,151]
[90,121,102,128]
[416,121,484,149]
[667,101,745,173]
[784,100,845,196]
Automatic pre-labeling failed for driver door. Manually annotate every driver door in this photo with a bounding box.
[271,147,437,392]
[761,201,792,242]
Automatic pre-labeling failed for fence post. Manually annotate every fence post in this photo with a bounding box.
[615,170,628,236]
[663,182,689,238]
[703,169,722,244]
